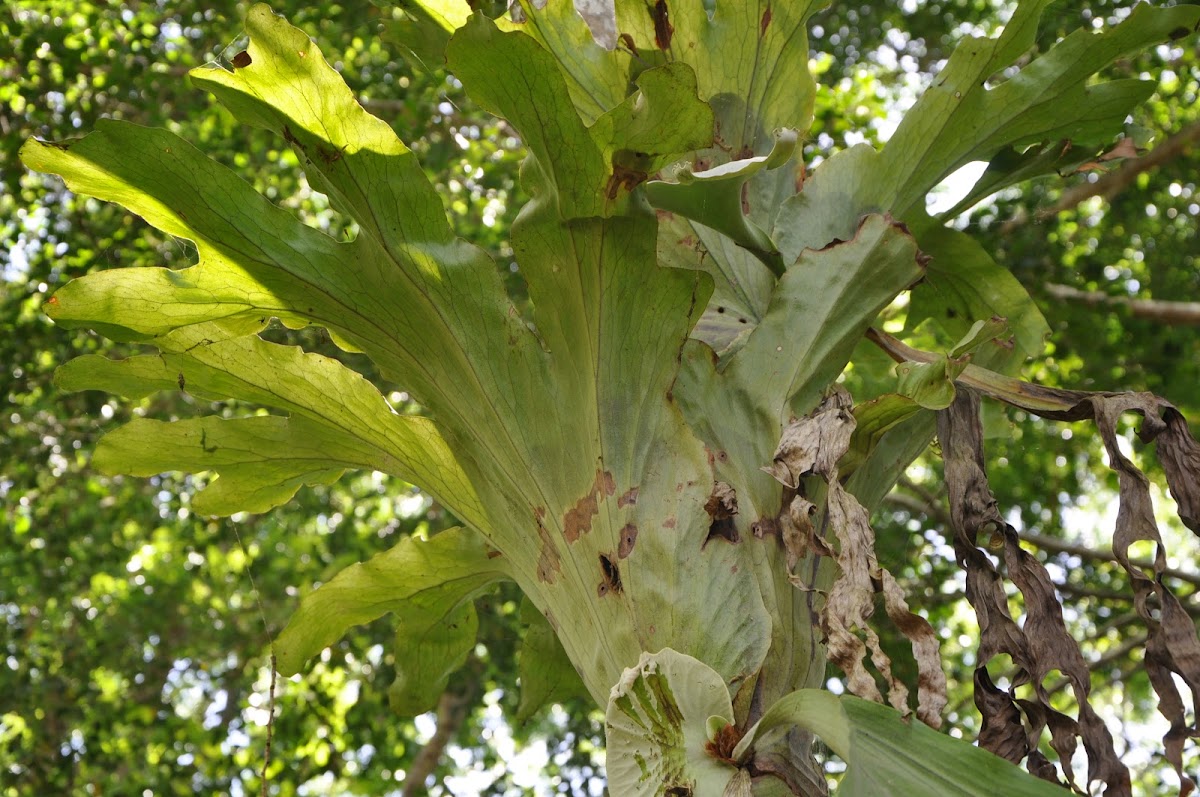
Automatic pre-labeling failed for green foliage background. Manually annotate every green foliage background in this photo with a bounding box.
[2,0,1196,794]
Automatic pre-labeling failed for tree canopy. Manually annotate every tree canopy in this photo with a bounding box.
[3,1,1199,795]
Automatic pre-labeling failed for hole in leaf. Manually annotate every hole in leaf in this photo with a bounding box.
[598,553,622,595]
[704,482,739,545]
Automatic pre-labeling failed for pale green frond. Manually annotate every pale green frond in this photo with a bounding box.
[734,690,1072,797]
[605,649,737,797]
[94,416,375,516]
[515,598,592,723]
[55,326,486,527]
[274,527,507,680]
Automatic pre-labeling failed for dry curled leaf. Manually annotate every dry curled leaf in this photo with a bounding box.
[876,326,1200,791]
[980,386,1200,793]
[937,387,1200,794]
[763,390,855,489]
[781,495,827,569]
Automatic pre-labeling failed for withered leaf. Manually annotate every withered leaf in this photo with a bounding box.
[939,389,1131,795]
[763,389,855,489]
[879,569,946,727]
[771,387,947,726]
[781,495,828,569]
[880,328,1200,790]
[1157,408,1200,533]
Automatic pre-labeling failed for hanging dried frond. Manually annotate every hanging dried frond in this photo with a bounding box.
[939,385,1200,796]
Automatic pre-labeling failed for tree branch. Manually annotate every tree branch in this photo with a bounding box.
[1037,121,1200,219]
[884,489,1200,588]
[1046,632,1148,696]
[1018,531,1200,589]
[403,688,472,797]
[1044,283,1200,326]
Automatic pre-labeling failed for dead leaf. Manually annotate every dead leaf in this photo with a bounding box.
[1099,136,1140,161]
[771,387,947,726]
[763,389,855,488]
[939,389,1131,794]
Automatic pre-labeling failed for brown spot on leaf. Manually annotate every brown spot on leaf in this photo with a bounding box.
[534,507,561,584]
[618,524,638,559]
[663,516,676,529]
[316,144,346,166]
[651,0,673,49]
[231,50,252,69]
[618,487,639,508]
[751,517,778,538]
[563,470,616,542]
[618,32,639,56]
[606,162,648,200]
[760,5,772,34]
[564,493,598,542]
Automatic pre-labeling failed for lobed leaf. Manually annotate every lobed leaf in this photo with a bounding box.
[877,2,1200,216]
[55,325,484,526]
[677,214,926,517]
[274,527,508,679]
[508,0,632,125]
[614,0,827,151]
[94,416,365,516]
[515,599,592,724]
[389,600,479,717]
